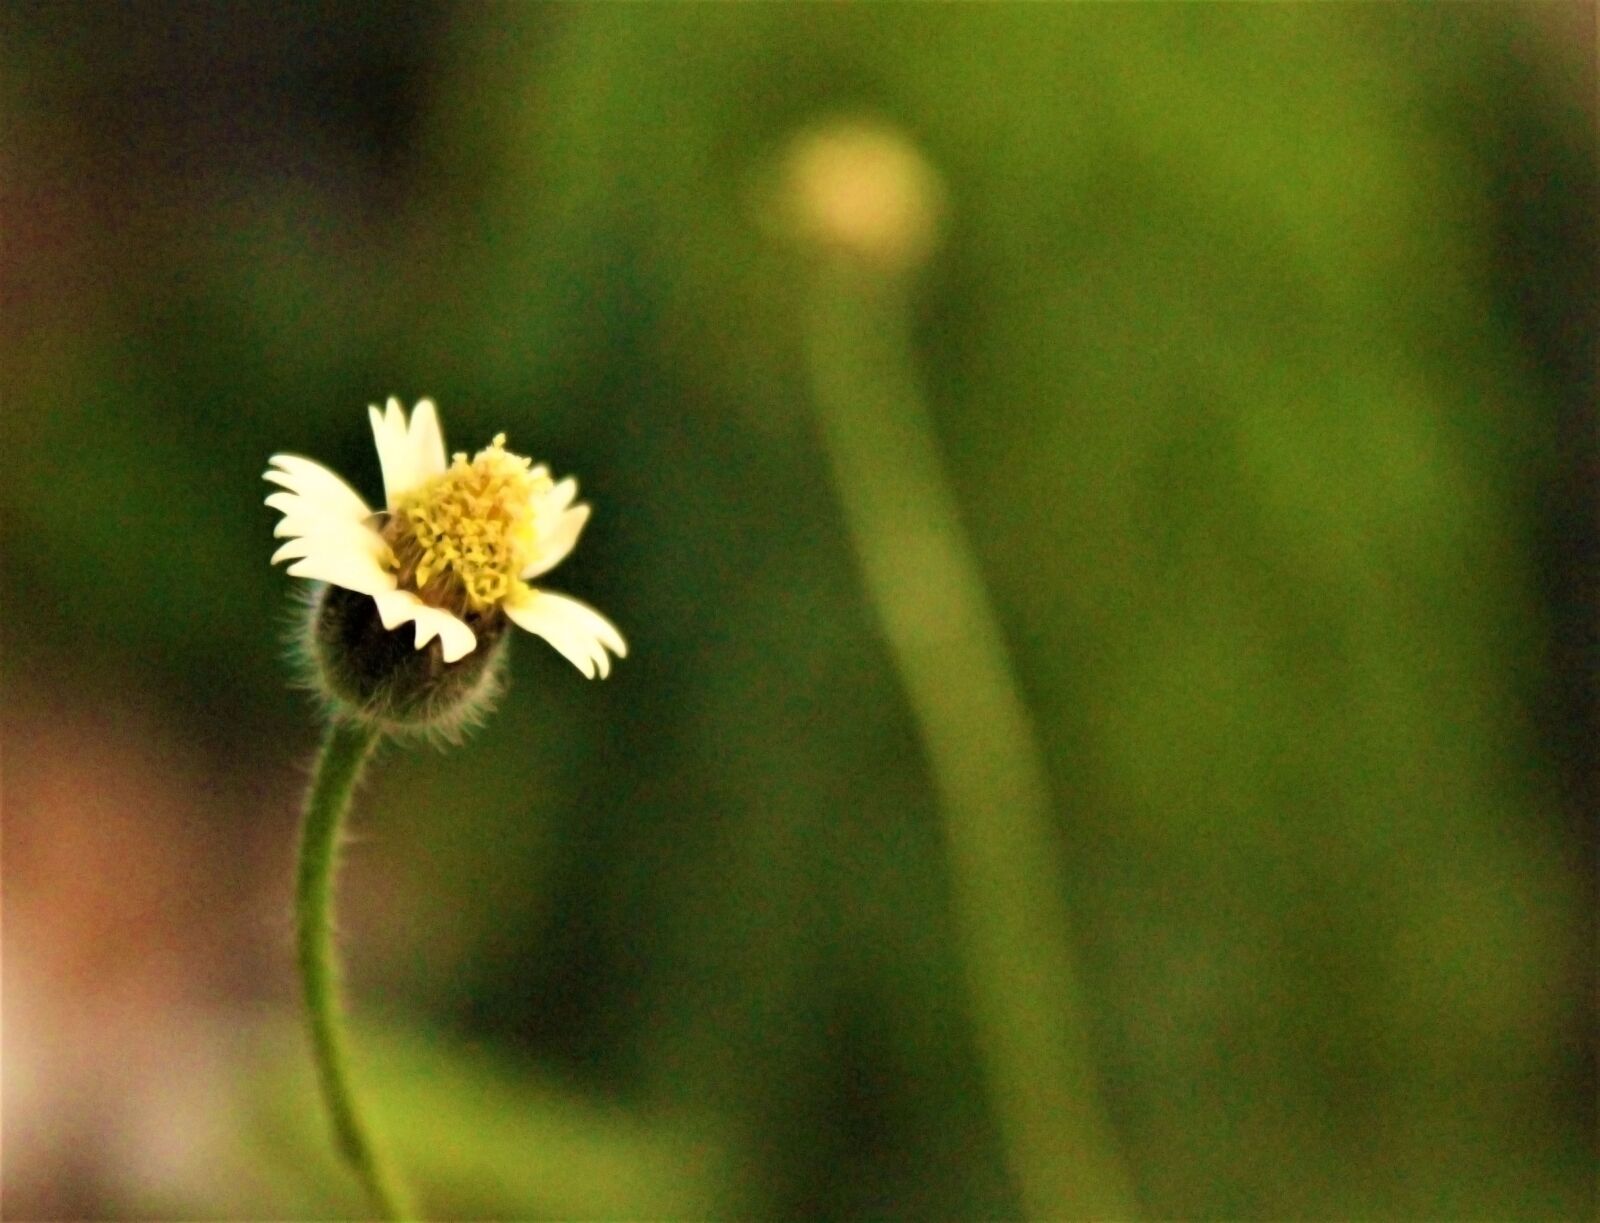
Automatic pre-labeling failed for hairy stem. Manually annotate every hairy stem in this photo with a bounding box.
[296,715,414,1221]
[804,263,1137,1221]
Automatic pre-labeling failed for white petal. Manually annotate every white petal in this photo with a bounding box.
[263,455,372,521]
[369,397,418,508]
[268,513,385,557]
[372,588,418,630]
[270,519,389,565]
[264,490,374,538]
[407,399,448,485]
[272,513,357,540]
[521,503,590,580]
[543,476,578,515]
[372,589,477,663]
[505,588,626,679]
[430,613,477,663]
[284,544,397,597]
[264,490,313,520]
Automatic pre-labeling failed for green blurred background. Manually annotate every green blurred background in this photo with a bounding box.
[2,3,1594,1219]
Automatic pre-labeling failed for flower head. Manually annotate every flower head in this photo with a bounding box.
[266,399,626,690]
[780,119,944,273]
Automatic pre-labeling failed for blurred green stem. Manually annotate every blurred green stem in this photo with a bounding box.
[804,262,1136,1221]
[296,715,414,1221]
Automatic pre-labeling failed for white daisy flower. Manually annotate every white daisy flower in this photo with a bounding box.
[265,398,627,679]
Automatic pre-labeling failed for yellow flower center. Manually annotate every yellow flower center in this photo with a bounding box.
[384,434,546,614]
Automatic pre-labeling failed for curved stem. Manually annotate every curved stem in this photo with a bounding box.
[296,715,414,1221]
[803,263,1137,1221]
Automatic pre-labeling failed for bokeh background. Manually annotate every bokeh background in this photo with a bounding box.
[2,3,1595,1219]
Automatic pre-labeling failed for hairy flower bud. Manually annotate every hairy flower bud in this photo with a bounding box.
[304,582,510,741]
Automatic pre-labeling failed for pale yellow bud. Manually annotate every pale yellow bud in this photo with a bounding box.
[782,120,945,272]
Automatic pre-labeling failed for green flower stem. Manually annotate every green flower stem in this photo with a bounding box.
[296,715,415,1221]
[804,262,1137,1221]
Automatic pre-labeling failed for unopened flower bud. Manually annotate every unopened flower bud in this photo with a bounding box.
[781,119,945,273]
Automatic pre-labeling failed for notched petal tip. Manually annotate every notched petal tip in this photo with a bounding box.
[408,397,448,480]
[373,589,477,663]
[370,395,448,505]
[603,623,629,658]
[437,616,478,663]
[504,588,626,679]
[270,537,310,564]
[370,399,413,507]
[262,455,373,525]
[547,476,580,512]
[521,499,592,580]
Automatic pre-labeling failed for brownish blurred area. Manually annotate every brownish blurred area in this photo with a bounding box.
[2,687,297,1217]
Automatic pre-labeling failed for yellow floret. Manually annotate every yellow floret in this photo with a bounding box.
[388,435,548,613]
